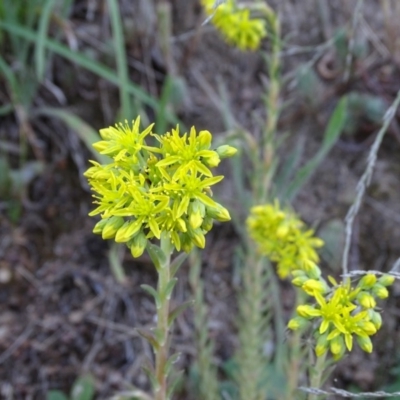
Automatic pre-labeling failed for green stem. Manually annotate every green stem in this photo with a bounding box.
[155,236,172,400]
[108,242,127,284]
[258,8,281,203]
[265,262,286,372]
[308,353,327,400]
[189,250,219,400]
[285,289,306,400]
[237,246,266,400]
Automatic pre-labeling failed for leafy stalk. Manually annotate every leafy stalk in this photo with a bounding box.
[189,250,220,400]
[308,353,327,400]
[155,258,171,398]
[236,248,270,400]
[236,6,282,400]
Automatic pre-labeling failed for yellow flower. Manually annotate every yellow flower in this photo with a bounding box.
[357,292,376,309]
[289,273,393,358]
[85,118,237,257]
[201,0,267,51]
[247,201,324,278]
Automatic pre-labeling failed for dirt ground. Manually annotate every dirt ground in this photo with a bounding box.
[1,0,400,399]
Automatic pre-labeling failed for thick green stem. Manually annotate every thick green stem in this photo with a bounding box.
[308,353,327,400]
[257,9,281,203]
[154,237,172,400]
[285,289,306,400]
[237,246,266,400]
[236,7,284,400]
[265,263,286,371]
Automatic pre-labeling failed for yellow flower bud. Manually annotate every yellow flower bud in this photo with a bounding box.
[357,321,377,336]
[203,152,221,168]
[92,140,109,153]
[368,310,382,330]
[181,234,194,253]
[292,269,307,278]
[216,145,238,159]
[330,335,345,355]
[297,305,320,318]
[276,225,289,238]
[378,274,395,287]
[373,284,389,299]
[197,130,212,149]
[311,238,324,248]
[302,279,326,295]
[130,232,147,258]
[358,274,377,289]
[357,292,376,309]
[201,216,213,232]
[189,212,203,230]
[292,276,308,287]
[207,206,231,222]
[93,218,108,234]
[189,228,206,249]
[287,317,308,331]
[99,126,115,140]
[115,220,142,243]
[102,216,125,239]
[188,201,205,229]
[315,333,329,357]
[307,264,322,280]
[356,335,373,353]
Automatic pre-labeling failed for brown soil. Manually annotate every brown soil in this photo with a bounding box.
[1,0,400,399]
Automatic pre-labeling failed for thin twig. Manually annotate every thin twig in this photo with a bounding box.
[0,324,34,364]
[341,89,400,276]
[342,268,400,280]
[300,386,400,398]
[343,0,364,83]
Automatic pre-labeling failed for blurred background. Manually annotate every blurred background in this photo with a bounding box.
[1,0,400,399]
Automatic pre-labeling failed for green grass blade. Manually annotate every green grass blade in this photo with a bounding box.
[274,135,305,201]
[285,96,348,201]
[107,0,132,120]
[0,21,169,117]
[155,75,173,134]
[0,103,13,116]
[0,54,19,101]
[35,0,56,81]
[32,107,110,163]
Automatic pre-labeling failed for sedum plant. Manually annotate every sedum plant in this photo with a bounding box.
[195,1,398,399]
[201,0,268,51]
[84,117,236,400]
[289,270,394,360]
[247,202,324,279]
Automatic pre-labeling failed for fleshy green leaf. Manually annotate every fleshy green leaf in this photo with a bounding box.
[70,375,95,400]
[146,243,167,271]
[168,300,194,327]
[137,328,160,350]
[170,252,188,277]
[164,352,181,377]
[285,96,348,200]
[141,284,161,308]
[163,278,178,300]
[47,391,69,400]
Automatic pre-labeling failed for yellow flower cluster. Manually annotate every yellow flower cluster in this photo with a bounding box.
[84,118,237,257]
[201,0,267,51]
[288,267,395,359]
[246,201,324,278]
